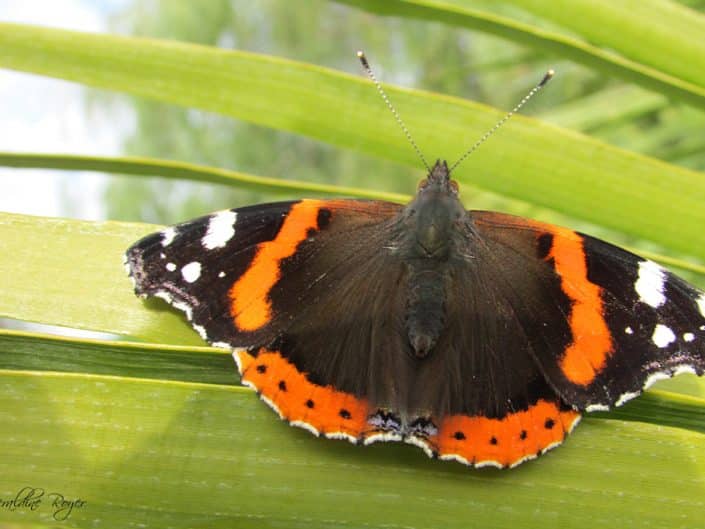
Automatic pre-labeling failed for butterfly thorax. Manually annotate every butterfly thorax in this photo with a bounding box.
[398,160,467,358]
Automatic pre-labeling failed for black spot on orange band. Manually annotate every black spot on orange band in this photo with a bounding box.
[432,399,581,468]
[235,348,372,439]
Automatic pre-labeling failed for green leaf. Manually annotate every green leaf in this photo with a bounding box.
[0,212,195,344]
[0,329,234,386]
[1,23,705,260]
[0,153,409,203]
[334,0,705,109]
[503,0,705,93]
[539,85,667,131]
[1,369,704,529]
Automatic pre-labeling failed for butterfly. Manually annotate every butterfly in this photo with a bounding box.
[124,53,705,468]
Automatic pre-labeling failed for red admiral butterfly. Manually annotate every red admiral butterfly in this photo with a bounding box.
[125,53,705,468]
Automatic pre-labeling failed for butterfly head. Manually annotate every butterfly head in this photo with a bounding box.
[417,159,459,196]
[402,160,465,259]
[357,52,552,260]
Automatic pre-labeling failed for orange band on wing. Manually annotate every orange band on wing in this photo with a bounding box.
[433,400,580,468]
[229,200,323,331]
[545,227,613,385]
[235,349,371,439]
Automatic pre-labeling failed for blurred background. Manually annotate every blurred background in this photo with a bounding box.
[3,0,704,230]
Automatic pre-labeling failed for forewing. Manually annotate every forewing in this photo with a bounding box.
[472,210,705,411]
[125,199,403,346]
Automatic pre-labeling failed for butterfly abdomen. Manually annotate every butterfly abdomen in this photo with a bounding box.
[406,265,447,357]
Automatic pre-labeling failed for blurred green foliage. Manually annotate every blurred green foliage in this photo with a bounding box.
[101,0,600,224]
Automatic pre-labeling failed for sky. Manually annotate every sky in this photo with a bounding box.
[0,0,132,338]
[0,0,130,219]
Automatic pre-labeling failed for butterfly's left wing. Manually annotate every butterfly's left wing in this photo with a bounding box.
[126,198,411,441]
[471,210,705,412]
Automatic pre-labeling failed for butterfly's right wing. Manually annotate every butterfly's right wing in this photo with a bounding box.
[471,210,705,411]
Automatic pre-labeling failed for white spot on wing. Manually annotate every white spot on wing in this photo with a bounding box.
[152,291,193,320]
[166,262,176,272]
[202,210,238,250]
[540,440,563,455]
[652,324,676,348]
[475,459,503,469]
[439,453,471,466]
[684,332,695,342]
[673,365,696,376]
[585,403,609,413]
[260,395,284,419]
[290,420,320,437]
[193,324,208,340]
[171,300,193,321]
[509,453,538,468]
[625,326,634,335]
[181,261,201,283]
[363,432,402,445]
[324,431,358,444]
[218,271,226,278]
[240,379,257,390]
[644,371,670,390]
[404,436,435,458]
[153,291,173,304]
[697,294,705,318]
[635,260,667,308]
[615,391,640,407]
[643,364,697,391]
[231,349,247,373]
[565,414,581,433]
[161,227,177,247]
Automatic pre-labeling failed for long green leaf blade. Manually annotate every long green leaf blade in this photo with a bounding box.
[0,153,409,203]
[1,370,703,529]
[539,85,667,131]
[0,212,194,345]
[504,0,705,92]
[1,24,705,259]
[335,0,705,108]
[0,329,234,385]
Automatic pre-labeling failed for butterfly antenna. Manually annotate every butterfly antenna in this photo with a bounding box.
[449,69,554,173]
[357,50,431,173]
